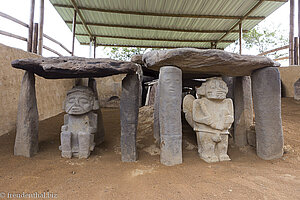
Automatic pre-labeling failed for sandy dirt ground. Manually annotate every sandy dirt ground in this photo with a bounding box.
[0,98,299,200]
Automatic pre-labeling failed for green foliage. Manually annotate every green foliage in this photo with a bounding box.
[243,25,288,56]
[104,47,151,61]
[226,23,288,59]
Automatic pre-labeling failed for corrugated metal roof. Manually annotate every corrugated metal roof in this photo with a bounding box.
[49,0,287,49]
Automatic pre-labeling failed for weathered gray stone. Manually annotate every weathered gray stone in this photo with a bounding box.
[251,67,283,160]
[88,78,105,145]
[14,71,39,157]
[120,74,140,162]
[60,86,98,159]
[148,81,158,106]
[131,54,144,65]
[153,81,160,143]
[143,48,280,77]
[233,76,253,147]
[222,76,234,99]
[11,57,139,79]
[159,66,182,166]
[294,78,300,100]
[183,77,234,163]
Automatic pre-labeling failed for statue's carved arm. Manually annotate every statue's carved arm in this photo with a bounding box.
[193,100,213,126]
[223,99,234,130]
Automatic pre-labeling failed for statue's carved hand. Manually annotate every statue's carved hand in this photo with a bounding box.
[61,125,68,131]
[224,115,234,124]
[223,115,234,129]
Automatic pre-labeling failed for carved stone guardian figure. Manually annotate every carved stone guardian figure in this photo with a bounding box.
[183,77,234,163]
[60,86,99,159]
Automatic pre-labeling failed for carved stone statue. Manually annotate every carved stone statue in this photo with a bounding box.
[183,77,234,163]
[60,86,99,159]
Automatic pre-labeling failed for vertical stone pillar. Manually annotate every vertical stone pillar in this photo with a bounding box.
[159,66,182,166]
[14,71,39,157]
[222,76,234,99]
[88,78,105,145]
[153,81,160,143]
[120,73,140,162]
[251,67,283,160]
[233,76,253,147]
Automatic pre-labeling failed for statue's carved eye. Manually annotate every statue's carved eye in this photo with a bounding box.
[68,97,75,103]
[79,98,89,105]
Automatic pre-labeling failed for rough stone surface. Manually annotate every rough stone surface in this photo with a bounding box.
[153,81,160,143]
[120,74,140,162]
[11,57,139,79]
[148,81,158,106]
[14,71,39,157]
[233,76,253,147]
[88,78,105,145]
[294,78,300,100]
[143,48,280,77]
[60,86,99,159]
[183,77,234,163]
[159,66,182,166]
[131,54,144,65]
[251,67,283,160]
[222,76,234,99]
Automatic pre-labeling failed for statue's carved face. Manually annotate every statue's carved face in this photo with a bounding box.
[65,91,94,115]
[205,79,228,99]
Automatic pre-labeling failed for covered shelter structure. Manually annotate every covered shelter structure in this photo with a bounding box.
[11,0,287,166]
[48,0,287,52]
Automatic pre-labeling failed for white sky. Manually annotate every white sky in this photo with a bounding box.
[0,0,295,65]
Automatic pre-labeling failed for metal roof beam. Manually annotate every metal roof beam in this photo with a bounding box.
[217,0,266,43]
[266,0,288,2]
[69,0,92,38]
[53,4,265,20]
[66,21,248,34]
[80,43,224,49]
[76,33,235,43]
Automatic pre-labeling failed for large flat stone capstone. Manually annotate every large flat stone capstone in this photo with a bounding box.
[11,57,139,79]
[142,48,280,77]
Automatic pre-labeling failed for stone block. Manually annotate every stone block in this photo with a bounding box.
[159,66,182,166]
[294,78,300,100]
[251,67,283,160]
[14,71,39,157]
[153,81,160,143]
[120,74,140,162]
[160,135,182,166]
[233,76,253,147]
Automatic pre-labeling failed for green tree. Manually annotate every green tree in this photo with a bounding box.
[104,47,151,61]
[226,23,288,59]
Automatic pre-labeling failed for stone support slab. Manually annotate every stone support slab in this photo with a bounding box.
[251,67,283,160]
[222,76,234,99]
[233,76,253,147]
[294,78,300,100]
[153,81,160,143]
[120,74,140,162]
[88,78,105,145]
[159,66,182,166]
[14,71,39,157]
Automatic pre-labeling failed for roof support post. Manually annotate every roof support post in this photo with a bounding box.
[71,9,77,56]
[93,37,96,58]
[32,23,39,54]
[38,0,44,55]
[290,0,295,65]
[89,38,92,58]
[217,0,265,44]
[294,37,299,65]
[27,0,35,52]
[298,0,300,64]
[239,23,243,55]
[210,42,217,49]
